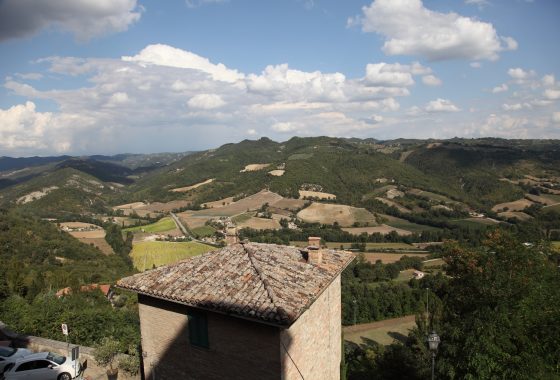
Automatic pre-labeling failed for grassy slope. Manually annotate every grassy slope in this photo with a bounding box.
[343,315,416,346]
[123,217,177,233]
[130,241,215,271]
[1,167,113,216]
[404,141,560,208]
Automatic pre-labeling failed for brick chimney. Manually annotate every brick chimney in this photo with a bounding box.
[307,236,322,265]
[225,226,238,245]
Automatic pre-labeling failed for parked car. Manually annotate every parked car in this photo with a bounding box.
[1,352,81,380]
[0,347,31,373]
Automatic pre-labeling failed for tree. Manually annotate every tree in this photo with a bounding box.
[437,231,560,379]
[93,337,122,376]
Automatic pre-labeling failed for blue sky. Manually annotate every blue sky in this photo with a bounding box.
[0,0,559,156]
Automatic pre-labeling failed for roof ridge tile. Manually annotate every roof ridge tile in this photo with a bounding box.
[243,243,291,323]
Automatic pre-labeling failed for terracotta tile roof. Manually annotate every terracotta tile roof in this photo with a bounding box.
[116,242,354,326]
[55,283,112,298]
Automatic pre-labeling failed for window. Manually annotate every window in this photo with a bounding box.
[16,361,36,371]
[188,311,209,348]
[35,360,51,369]
[47,352,66,365]
[0,347,16,357]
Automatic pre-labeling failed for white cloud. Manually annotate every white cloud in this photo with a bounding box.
[0,101,94,154]
[171,80,189,92]
[492,84,508,93]
[186,0,228,8]
[351,0,516,61]
[364,63,414,87]
[465,0,490,8]
[422,75,442,86]
[247,64,347,102]
[187,94,226,109]
[15,73,43,80]
[0,0,142,42]
[542,75,556,87]
[502,103,531,111]
[508,67,536,80]
[425,98,460,112]
[6,43,559,155]
[107,92,130,107]
[123,44,245,83]
[271,122,300,133]
[553,112,560,123]
[544,89,560,101]
[470,62,482,68]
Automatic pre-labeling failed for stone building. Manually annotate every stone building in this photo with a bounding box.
[117,238,354,380]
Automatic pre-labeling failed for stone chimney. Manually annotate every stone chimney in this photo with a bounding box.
[307,236,322,265]
[225,226,238,245]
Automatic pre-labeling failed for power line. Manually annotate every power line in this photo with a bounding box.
[281,340,305,380]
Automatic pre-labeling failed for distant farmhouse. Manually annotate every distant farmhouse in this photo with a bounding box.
[117,238,354,380]
[56,283,113,300]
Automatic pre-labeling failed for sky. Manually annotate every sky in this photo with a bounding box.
[0,0,559,156]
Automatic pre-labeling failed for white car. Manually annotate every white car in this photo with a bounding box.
[2,352,81,380]
[0,347,32,373]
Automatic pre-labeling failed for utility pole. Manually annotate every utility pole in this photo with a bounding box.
[426,288,429,329]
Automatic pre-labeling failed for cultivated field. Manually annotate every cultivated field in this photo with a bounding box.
[113,201,146,210]
[377,214,441,233]
[171,178,214,192]
[290,241,418,251]
[113,200,190,214]
[544,203,560,213]
[299,190,336,200]
[178,213,212,229]
[111,217,138,227]
[492,198,534,212]
[525,193,559,206]
[343,315,416,346]
[462,217,499,225]
[342,225,412,236]
[184,190,284,217]
[59,223,114,255]
[237,217,281,230]
[202,196,234,208]
[240,163,270,172]
[68,230,106,238]
[123,217,178,233]
[59,222,98,229]
[77,238,115,255]
[268,170,285,176]
[407,188,458,204]
[271,198,307,210]
[190,225,217,238]
[362,252,429,264]
[297,202,376,227]
[130,241,215,271]
[375,197,410,213]
[498,211,533,221]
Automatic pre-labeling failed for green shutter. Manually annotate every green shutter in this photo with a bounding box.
[188,312,209,348]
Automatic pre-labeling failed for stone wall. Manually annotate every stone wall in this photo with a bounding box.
[138,294,282,380]
[280,275,342,380]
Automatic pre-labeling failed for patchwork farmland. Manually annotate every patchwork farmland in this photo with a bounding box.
[130,241,216,271]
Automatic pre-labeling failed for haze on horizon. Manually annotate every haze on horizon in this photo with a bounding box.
[0,0,559,157]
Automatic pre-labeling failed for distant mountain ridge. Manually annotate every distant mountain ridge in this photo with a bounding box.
[1,137,560,217]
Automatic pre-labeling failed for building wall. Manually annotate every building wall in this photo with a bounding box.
[280,275,342,380]
[138,295,281,380]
